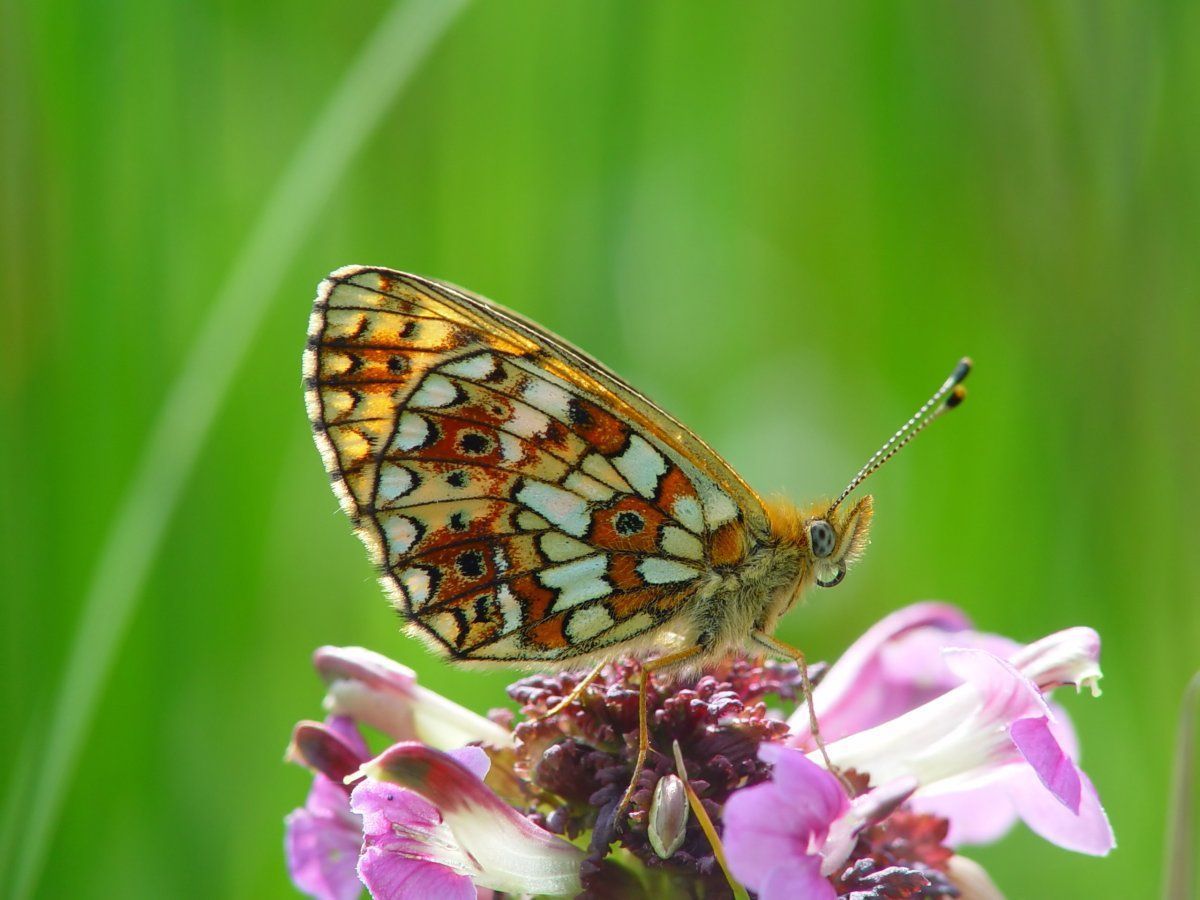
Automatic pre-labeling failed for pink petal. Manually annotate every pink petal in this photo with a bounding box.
[315,646,418,695]
[446,745,490,782]
[816,649,1044,789]
[326,715,371,759]
[350,781,442,841]
[306,773,361,823]
[1010,716,1081,812]
[757,856,837,900]
[821,777,918,875]
[358,849,475,900]
[1010,627,1103,696]
[285,801,363,900]
[910,779,1019,846]
[915,757,1115,855]
[943,649,1048,722]
[315,647,512,749]
[724,748,849,893]
[789,603,975,741]
[361,743,583,896]
[1009,767,1116,856]
[288,720,368,789]
[723,784,816,885]
[758,744,849,837]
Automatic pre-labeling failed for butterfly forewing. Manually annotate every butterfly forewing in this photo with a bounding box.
[305,266,767,663]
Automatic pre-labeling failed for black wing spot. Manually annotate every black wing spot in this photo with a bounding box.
[457,550,485,578]
[614,510,645,536]
[567,398,593,428]
[459,432,491,455]
[447,470,468,488]
[448,511,468,531]
[387,355,408,373]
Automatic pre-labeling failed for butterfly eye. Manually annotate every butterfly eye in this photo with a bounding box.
[816,562,846,588]
[808,520,837,559]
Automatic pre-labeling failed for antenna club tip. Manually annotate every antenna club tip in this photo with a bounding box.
[946,385,967,409]
[951,357,973,385]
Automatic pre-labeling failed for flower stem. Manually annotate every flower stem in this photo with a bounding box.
[672,741,751,900]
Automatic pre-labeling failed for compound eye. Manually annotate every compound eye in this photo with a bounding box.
[808,520,837,559]
[816,562,846,588]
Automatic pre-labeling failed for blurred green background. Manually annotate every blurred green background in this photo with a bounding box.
[3,1,1198,897]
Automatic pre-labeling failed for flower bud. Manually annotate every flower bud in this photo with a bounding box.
[648,774,689,859]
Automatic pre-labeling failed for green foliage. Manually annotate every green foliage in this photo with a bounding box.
[2,1,1196,896]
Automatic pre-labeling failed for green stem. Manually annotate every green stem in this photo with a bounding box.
[1163,671,1200,900]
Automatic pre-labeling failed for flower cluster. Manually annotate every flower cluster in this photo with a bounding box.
[284,603,1113,898]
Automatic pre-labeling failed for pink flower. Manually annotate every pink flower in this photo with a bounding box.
[722,745,849,899]
[358,743,584,897]
[285,654,583,899]
[351,745,496,899]
[788,603,1114,855]
[286,604,1111,899]
[284,718,371,900]
[314,646,511,750]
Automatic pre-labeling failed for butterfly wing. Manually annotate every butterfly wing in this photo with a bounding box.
[305,266,769,663]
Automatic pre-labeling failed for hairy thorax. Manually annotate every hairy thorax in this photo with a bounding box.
[681,530,810,662]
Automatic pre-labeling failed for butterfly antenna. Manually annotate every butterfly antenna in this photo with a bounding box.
[827,357,972,517]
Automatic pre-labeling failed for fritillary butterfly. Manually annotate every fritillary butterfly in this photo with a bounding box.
[304,266,969,812]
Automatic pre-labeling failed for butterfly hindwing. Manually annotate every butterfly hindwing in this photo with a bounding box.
[305,266,767,663]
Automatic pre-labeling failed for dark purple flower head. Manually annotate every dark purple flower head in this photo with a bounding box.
[508,657,811,885]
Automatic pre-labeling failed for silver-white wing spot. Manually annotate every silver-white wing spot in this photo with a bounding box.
[378,467,416,504]
[409,373,460,408]
[542,555,610,611]
[638,557,702,584]
[566,604,616,642]
[401,567,432,607]
[612,434,668,498]
[391,413,432,452]
[515,480,591,537]
[441,352,499,380]
[540,531,594,562]
[383,515,421,554]
[660,525,704,561]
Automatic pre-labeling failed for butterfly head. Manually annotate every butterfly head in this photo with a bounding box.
[800,495,874,588]
[773,357,971,592]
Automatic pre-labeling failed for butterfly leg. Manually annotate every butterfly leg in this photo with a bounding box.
[615,645,704,826]
[750,630,853,794]
[541,659,606,718]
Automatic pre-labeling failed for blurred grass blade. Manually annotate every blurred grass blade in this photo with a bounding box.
[1164,672,1200,900]
[5,0,471,896]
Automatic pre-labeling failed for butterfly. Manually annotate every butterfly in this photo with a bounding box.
[304,265,969,813]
